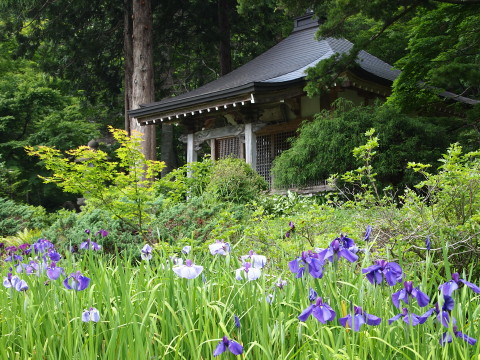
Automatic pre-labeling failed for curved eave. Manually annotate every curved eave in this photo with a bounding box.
[129,79,305,124]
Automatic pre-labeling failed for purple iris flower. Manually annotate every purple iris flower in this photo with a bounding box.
[362,260,403,286]
[418,295,455,328]
[63,271,90,291]
[309,288,318,302]
[46,262,64,280]
[441,326,477,345]
[5,246,17,253]
[339,306,381,332]
[172,259,203,279]
[425,235,431,251]
[317,237,358,263]
[234,315,241,329]
[392,281,430,308]
[288,251,324,279]
[95,229,108,237]
[33,239,54,254]
[85,229,91,235]
[235,262,261,281]
[298,297,336,324]
[3,273,28,291]
[18,243,31,255]
[22,260,41,276]
[141,244,153,260]
[213,336,243,357]
[80,239,101,251]
[182,246,191,255]
[82,307,100,322]
[364,225,372,241]
[285,221,295,238]
[48,250,62,262]
[439,272,480,296]
[388,308,424,326]
[5,254,23,262]
[209,240,230,256]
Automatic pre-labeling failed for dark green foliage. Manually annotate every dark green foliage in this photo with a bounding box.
[40,208,142,255]
[272,101,470,188]
[152,195,249,244]
[0,197,48,237]
[205,157,269,203]
[390,4,480,111]
[0,36,100,208]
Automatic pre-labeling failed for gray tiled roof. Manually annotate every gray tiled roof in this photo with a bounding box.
[131,23,401,117]
[131,20,477,118]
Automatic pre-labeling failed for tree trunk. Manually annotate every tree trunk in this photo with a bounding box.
[124,0,133,134]
[217,0,232,76]
[131,0,156,161]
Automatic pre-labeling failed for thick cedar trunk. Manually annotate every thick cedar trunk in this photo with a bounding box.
[124,0,133,134]
[217,0,232,76]
[131,0,156,161]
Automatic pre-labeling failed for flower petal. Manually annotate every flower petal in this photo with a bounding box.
[228,340,243,355]
[339,249,358,263]
[298,304,315,322]
[412,288,430,307]
[460,279,480,293]
[213,342,226,357]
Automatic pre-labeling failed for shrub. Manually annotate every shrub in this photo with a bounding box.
[204,157,268,203]
[272,99,469,189]
[41,208,142,254]
[0,197,48,237]
[156,156,214,205]
[151,195,249,245]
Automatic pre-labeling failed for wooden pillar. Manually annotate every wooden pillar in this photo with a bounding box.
[245,123,256,171]
[187,133,197,163]
[210,139,216,160]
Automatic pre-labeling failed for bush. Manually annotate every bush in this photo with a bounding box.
[40,208,142,255]
[204,157,268,203]
[272,99,470,189]
[156,156,214,205]
[151,195,250,245]
[0,197,48,237]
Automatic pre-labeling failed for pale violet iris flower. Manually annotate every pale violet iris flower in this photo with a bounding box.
[63,271,90,291]
[82,307,100,322]
[240,250,267,268]
[209,240,230,256]
[46,262,64,280]
[235,262,261,281]
[141,244,153,260]
[182,246,191,255]
[172,259,203,279]
[3,273,28,291]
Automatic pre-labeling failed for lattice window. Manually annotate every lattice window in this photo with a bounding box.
[256,131,295,185]
[256,135,273,184]
[215,137,240,159]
